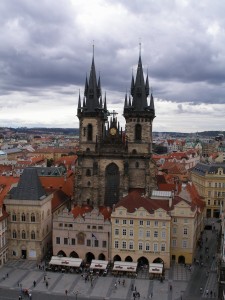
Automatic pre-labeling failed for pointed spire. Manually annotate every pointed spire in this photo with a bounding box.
[145,70,149,97]
[97,74,102,99]
[130,71,135,96]
[124,92,128,107]
[104,92,107,110]
[150,91,155,112]
[78,90,81,108]
[83,96,86,107]
[99,95,103,108]
[128,95,132,106]
[84,75,88,97]
[131,50,148,111]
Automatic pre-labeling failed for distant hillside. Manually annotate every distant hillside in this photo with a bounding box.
[0,127,224,138]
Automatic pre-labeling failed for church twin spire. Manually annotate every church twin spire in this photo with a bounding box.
[78,47,155,120]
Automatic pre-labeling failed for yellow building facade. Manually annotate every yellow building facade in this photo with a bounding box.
[191,163,225,218]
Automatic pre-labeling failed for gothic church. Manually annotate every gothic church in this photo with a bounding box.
[74,52,156,207]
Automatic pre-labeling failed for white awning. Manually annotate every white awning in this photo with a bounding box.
[149,263,163,274]
[49,256,82,267]
[113,261,137,272]
[90,260,109,270]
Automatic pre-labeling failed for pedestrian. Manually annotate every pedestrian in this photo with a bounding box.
[33,280,36,287]
[123,279,125,286]
[206,289,209,296]
[6,273,8,278]
[210,290,213,297]
[65,289,68,295]
[118,279,120,285]
[29,293,32,299]
[19,296,22,300]
[46,281,48,288]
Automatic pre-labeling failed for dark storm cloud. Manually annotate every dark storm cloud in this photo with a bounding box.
[0,0,225,130]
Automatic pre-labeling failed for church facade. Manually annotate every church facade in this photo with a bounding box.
[74,54,157,207]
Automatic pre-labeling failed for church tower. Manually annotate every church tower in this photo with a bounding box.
[74,51,156,208]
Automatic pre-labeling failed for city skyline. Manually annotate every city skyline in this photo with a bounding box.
[0,0,225,132]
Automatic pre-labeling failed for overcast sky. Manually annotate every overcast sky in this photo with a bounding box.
[0,0,225,132]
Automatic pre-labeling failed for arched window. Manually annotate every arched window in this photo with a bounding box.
[22,230,26,239]
[31,231,35,239]
[31,213,35,222]
[21,213,26,222]
[104,163,120,207]
[86,169,91,176]
[12,230,17,239]
[135,124,142,141]
[87,124,93,141]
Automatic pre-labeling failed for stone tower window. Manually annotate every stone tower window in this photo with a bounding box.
[12,230,17,239]
[31,231,35,239]
[12,213,16,221]
[87,124,93,141]
[86,169,91,176]
[135,124,142,141]
[31,213,35,222]
[22,230,26,239]
[21,213,26,222]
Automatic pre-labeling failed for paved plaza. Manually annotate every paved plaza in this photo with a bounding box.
[0,219,220,300]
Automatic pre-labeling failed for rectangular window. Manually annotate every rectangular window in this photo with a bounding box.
[173,218,177,223]
[154,221,158,227]
[146,220,150,226]
[87,239,91,246]
[161,231,166,239]
[115,229,119,235]
[56,237,60,244]
[162,222,166,227]
[139,229,143,238]
[153,243,158,252]
[92,225,96,229]
[145,243,150,251]
[183,228,188,235]
[173,227,177,234]
[129,229,134,237]
[102,241,107,248]
[87,225,90,229]
[139,220,144,226]
[115,241,119,248]
[172,239,177,247]
[146,230,150,238]
[184,219,188,224]
[122,241,126,249]
[208,199,211,205]
[64,238,68,245]
[123,219,127,225]
[122,229,127,236]
[115,219,119,224]
[98,226,103,230]
[129,242,134,250]
[138,242,143,250]
[154,231,158,238]
[130,220,134,225]
[182,240,187,248]
[94,239,99,247]
[71,238,75,245]
[161,243,166,252]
